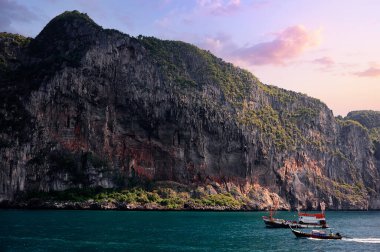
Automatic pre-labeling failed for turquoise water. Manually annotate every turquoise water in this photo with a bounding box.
[1,210,380,251]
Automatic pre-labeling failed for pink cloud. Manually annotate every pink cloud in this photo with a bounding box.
[231,25,321,66]
[197,33,234,53]
[312,57,334,67]
[354,67,380,77]
[197,0,241,15]
[311,56,335,72]
[249,0,271,10]
[202,37,223,51]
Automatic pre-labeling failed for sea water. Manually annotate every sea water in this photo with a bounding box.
[1,210,379,251]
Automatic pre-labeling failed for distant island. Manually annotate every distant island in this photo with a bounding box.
[1,11,379,211]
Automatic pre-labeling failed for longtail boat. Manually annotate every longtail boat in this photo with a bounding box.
[262,201,328,228]
[290,226,342,240]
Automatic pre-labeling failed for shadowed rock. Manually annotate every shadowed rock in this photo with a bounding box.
[0,11,379,210]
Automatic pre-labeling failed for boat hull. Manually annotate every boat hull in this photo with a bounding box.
[262,217,296,228]
[262,216,328,229]
[291,229,342,240]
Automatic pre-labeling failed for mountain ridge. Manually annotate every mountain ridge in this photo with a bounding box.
[0,11,379,210]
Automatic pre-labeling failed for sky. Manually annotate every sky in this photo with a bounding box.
[1,0,379,116]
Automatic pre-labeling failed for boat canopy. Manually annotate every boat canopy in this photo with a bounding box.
[298,213,325,218]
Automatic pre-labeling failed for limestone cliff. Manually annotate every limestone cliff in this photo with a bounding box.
[1,11,379,210]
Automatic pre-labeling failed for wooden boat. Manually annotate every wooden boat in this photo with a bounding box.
[263,201,328,228]
[262,215,299,228]
[290,227,342,240]
[262,215,328,228]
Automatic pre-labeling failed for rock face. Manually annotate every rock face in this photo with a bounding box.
[1,11,379,210]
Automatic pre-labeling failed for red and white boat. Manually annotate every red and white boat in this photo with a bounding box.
[263,201,328,228]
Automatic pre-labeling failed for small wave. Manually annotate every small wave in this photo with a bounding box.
[307,238,323,241]
[0,236,132,247]
[343,238,380,244]
[0,236,67,243]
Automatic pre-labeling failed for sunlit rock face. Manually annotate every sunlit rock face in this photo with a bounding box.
[0,11,379,209]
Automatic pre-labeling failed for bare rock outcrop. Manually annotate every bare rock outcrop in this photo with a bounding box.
[0,11,379,210]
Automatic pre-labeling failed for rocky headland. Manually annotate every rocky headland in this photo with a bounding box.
[1,11,379,211]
